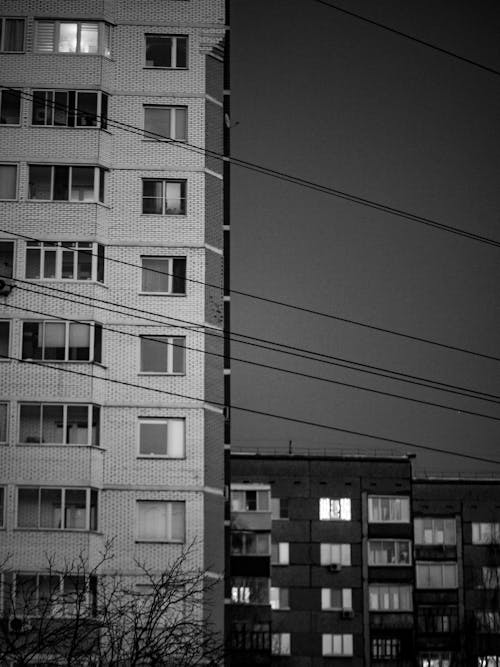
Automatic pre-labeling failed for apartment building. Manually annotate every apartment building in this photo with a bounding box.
[0,0,228,660]
[230,453,500,666]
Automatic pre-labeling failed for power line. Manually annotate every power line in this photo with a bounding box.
[6,87,500,251]
[4,274,499,405]
[310,0,500,78]
[3,353,499,466]
[3,227,499,364]
[8,297,500,424]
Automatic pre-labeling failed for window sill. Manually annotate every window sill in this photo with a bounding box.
[143,66,188,71]
[140,213,187,217]
[34,52,112,60]
[17,443,104,449]
[137,455,185,460]
[138,292,186,297]
[135,539,184,544]
[21,359,107,367]
[138,372,185,376]
[0,123,21,127]
[141,138,187,143]
[368,563,412,567]
[27,279,107,288]
[29,125,112,134]
[15,528,101,533]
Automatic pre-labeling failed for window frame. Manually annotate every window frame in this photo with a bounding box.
[271,633,291,656]
[419,652,453,667]
[368,495,410,523]
[144,34,188,69]
[21,320,102,363]
[322,633,353,657]
[16,486,98,531]
[319,497,351,521]
[271,497,289,520]
[0,163,17,200]
[416,562,458,589]
[270,586,289,610]
[472,522,500,544]
[136,500,185,543]
[0,320,10,360]
[0,17,25,52]
[371,637,401,660]
[417,605,458,633]
[230,487,270,512]
[414,517,456,545]
[0,88,21,125]
[271,541,289,565]
[143,106,187,141]
[14,572,96,618]
[0,402,7,444]
[369,584,413,611]
[18,402,100,447]
[140,256,186,295]
[28,165,105,202]
[137,417,186,459]
[31,89,108,129]
[321,587,352,611]
[231,531,270,556]
[34,20,111,57]
[320,543,351,566]
[368,539,412,566]
[230,577,269,605]
[142,178,187,215]
[139,335,186,375]
[25,241,104,282]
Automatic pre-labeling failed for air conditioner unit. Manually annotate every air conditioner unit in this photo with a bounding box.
[327,563,342,573]
[340,609,354,619]
[0,279,13,296]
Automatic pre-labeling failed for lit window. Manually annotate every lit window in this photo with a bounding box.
[271,633,291,656]
[17,487,98,530]
[319,497,351,520]
[22,321,102,362]
[0,487,4,528]
[320,543,351,566]
[144,106,187,141]
[419,652,452,667]
[372,638,401,659]
[136,500,185,542]
[368,496,410,523]
[270,587,289,610]
[140,335,185,374]
[271,541,289,565]
[32,90,108,129]
[145,34,187,68]
[472,523,500,544]
[35,21,110,56]
[418,606,457,633]
[414,518,456,545]
[416,562,458,589]
[14,573,96,617]
[28,165,105,202]
[322,634,353,657]
[231,532,270,556]
[321,588,352,610]
[142,179,186,214]
[0,89,21,124]
[230,488,270,512]
[369,584,412,611]
[271,497,289,519]
[475,611,500,633]
[481,566,500,589]
[141,256,186,294]
[0,164,17,199]
[25,242,104,282]
[368,540,411,566]
[0,18,24,52]
[138,418,185,458]
[18,403,100,446]
[230,577,269,605]
[0,321,9,358]
[0,403,6,443]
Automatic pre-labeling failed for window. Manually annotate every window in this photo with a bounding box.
[271,633,291,656]
[136,500,185,542]
[0,241,14,278]
[271,541,289,565]
[0,18,24,51]
[0,164,17,199]
[319,497,351,520]
[368,496,410,523]
[321,588,352,610]
[414,518,456,545]
[231,532,270,556]
[0,403,6,443]
[418,606,457,633]
[142,179,186,215]
[14,573,96,617]
[479,658,500,667]
[144,106,187,141]
[322,634,353,657]
[28,165,105,202]
[25,242,104,282]
[0,89,21,124]
[145,34,187,68]
[369,584,413,611]
[372,638,401,659]
[475,611,500,633]
[17,487,98,530]
[419,654,452,667]
[231,488,270,512]
[271,497,289,519]
[231,577,269,605]
[232,622,270,651]
[141,256,186,294]
[140,335,185,374]
[35,21,110,56]
[416,562,458,589]
[22,321,102,362]
[368,540,411,566]
[472,523,500,544]
[138,418,185,458]
[481,566,500,589]
[0,487,4,528]
[270,587,289,610]
[0,321,9,358]
[32,90,108,129]
[19,403,100,446]
[320,543,351,566]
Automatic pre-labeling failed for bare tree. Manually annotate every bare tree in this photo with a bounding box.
[0,542,223,666]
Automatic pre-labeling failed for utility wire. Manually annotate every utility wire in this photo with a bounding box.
[3,227,499,364]
[7,297,500,423]
[311,0,500,78]
[3,274,500,405]
[6,87,500,250]
[3,353,499,466]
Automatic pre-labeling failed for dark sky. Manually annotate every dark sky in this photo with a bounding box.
[229,0,500,472]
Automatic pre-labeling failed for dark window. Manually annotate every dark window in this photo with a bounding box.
[0,18,24,52]
[371,637,401,659]
[145,35,187,68]
[0,486,4,527]
[144,106,187,140]
[19,403,100,446]
[0,164,17,199]
[32,90,108,128]
[17,487,98,530]
[28,165,105,202]
[22,321,102,362]
[26,241,104,282]
[0,320,9,357]
[142,179,186,215]
[140,336,185,374]
[141,256,186,293]
[0,241,14,278]
[417,606,458,633]
[0,89,21,124]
